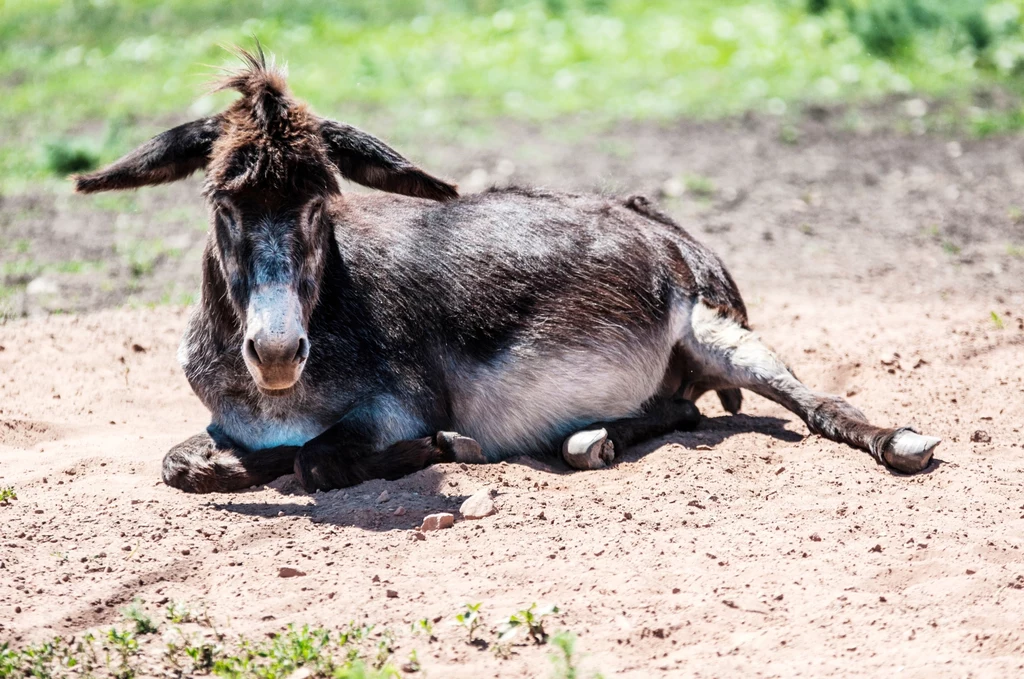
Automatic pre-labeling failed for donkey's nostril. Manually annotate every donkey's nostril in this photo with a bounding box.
[295,336,310,363]
[245,338,262,365]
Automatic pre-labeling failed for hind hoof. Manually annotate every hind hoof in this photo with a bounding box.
[563,428,615,470]
[883,429,940,474]
[437,431,485,463]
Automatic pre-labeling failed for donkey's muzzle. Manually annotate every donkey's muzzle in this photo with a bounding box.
[242,285,310,392]
[247,332,308,367]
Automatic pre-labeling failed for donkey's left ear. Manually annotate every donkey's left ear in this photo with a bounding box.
[319,119,457,202]
[74,116,222,193]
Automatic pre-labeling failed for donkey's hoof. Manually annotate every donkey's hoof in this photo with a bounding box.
[563,428,615,470]
[437,431,485,463]
[883,430,940,474]
[162,439,219,494]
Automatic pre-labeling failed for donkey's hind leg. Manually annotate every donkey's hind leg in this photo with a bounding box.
[162,430,298,493]
[562,396,701,470]
[685,302,940,473]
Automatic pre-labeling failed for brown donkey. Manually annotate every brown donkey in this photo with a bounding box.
[74,47,940,493]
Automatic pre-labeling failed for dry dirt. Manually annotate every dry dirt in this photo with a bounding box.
[2,116,1024,677]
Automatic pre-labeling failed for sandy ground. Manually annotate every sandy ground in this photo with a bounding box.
[2,117,1024,677]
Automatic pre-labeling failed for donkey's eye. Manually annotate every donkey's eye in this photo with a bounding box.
[214,202,241,239]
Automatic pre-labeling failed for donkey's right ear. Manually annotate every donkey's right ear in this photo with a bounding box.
[74,117,222,193]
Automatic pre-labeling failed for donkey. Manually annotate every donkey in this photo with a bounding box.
[74,47,940,494]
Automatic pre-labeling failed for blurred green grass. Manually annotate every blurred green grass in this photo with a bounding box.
[4,0,1024,188]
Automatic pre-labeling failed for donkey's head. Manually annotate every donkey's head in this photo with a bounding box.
[75,46,457,392]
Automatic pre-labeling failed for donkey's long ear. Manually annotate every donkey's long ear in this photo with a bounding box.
[74,117,222,193]
[319,119,457,202]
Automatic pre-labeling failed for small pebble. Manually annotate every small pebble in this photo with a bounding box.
[278,566,306,578]
[386,589,398,599]
[971,430,991,443]
[377,490,390,503]
[394,506,406,516]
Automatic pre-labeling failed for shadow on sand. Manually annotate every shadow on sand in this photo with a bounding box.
[209,412,821,531]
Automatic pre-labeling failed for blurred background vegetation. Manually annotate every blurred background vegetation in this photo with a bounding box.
[4,0,1024,188]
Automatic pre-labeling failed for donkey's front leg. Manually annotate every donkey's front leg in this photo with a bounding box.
[294,424,480,492]
[162,430,299,493]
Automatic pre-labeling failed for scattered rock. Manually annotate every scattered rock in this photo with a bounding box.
[285,668,312,679]
[971,430,991,443]
[394,506,406,516]
[809,533,822,542]
[278,567,306,578]
[966,569,976,575]
[869,544,883,553]
[420,513,454,531]
[377,490,390,503]
[410,532,426,541]
[386,589,398,598]
[459,489,496,520]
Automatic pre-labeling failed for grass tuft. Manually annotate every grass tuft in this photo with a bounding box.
[122,599,159,636]
[43,139,101,176]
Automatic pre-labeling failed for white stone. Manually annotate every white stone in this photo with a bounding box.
[460,489,496,520]
[419,513,454,531]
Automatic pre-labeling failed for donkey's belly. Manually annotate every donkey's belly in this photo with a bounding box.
[450,331,679,459]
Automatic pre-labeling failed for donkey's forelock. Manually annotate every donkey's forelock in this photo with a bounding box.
[206,46,335,195]
[212,44,290,114]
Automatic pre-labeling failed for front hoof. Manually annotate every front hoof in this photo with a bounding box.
[882,429,940,473]
[562,428,615,470]
[293,452,320,493]
[293,447,354,493]
[162,437,220,494]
